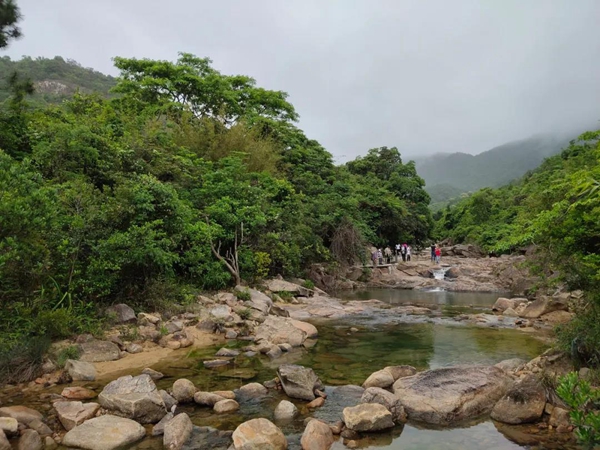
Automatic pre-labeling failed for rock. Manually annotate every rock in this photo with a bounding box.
[279,343,293,352]
[491,375,546,424]
[519,296,568,319]
[166,341,181,350]
[62,415,146,450]
[345,439,359,449]
[65,359,97,381]
[142,368,164,380]
[495,358,526,373]
[61,386,97,400]
[342,403,394,432]
[164,413,193,450]
[194,392,226,406]
[214,399,240,413]
[165,321,184,334]
[213,390,236,400]
[54,401,100,431]
[549,407,570,428]
[0,430,10,450]
[362,369,394,389]
[215,347,240,357]
[232,418,287,450]
[203,359,230,368]
[384,365,417,381]
[106,304,136,323]
[242,288,274,315]
[225,330,238,339]
[307,397,325,408]
[172,379,197,403]
[256,316,307,347]
[152,412,173,436]
[139,325,161,342]
[0,418,17,437]
[0,405,43,425]
[265,279,310,296]
[301,419,334,450]
[329,421,343,435]
[197,320,217,332]
[539,310,574,325]
[503,308,519,317]
[160,390,177,410]
[210,305,233,319]
[361,387,406,423]
[492,297,527,312]
[238,382,268,398]
[28,418,52,437]
[393,365,512,425]
[98,374,166,424]
[17,429,42,450]
[290,319,318,338]
[277,364,323,401]
[44,436,57,450]
[126,343,143,354]
[79,340,120,362]
[138,312,160,325]
[274,401,298,421]
[267,345,283,359]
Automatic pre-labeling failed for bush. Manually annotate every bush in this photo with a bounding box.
[237,307,252,320]
[0,336,50,385]
[236,289,251,302]
[55,345,80,368]
[302,279,315,290]
[557,372,600,449]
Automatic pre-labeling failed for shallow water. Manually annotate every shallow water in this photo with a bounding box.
[48,288,577,449]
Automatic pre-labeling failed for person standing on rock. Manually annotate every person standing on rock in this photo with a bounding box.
[377,249,383,265]
[384,246,392,263]
[435,245,441,264]
[400,243,407,262]
[395,243,401,260]
[431,243,436,262]
[406,245,412,262]
[371,250,378,267]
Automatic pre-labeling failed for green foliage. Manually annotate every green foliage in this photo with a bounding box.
[302,279,315,290]
[237,307,252,320]
[55,345,80,368]
[236,290,251,302]
[0,0,21,49]
[557,372,600,449]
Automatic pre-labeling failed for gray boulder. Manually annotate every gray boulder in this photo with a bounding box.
[361,387,407,423]
[362,369,394,389]
[65,359,97,381]
[78,340,120,362]
[152,412,174,436]
[164,413,193,450]
[277,364,323,401]
[491,375,546,424]
[0,406,43,425]
[106,304,136,323]
[54,401,100,431]
[393,365,512,425]
[236,287,273,315]
[62,415,146,450]
[519,296,568,319]
[342,403,394,432]
[255,316,306,347]
[98,374,166,424]
[17,429,42,450]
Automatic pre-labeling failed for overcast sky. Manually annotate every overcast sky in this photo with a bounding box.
[4,0,600,162]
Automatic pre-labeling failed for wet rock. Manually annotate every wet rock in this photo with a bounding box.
[65,359,97,381]
[0,418,17,437]
[216,347,240,357]
[79,340,120,362]
[203,359,230,368]
[152,412,174,436]
[267,345,283,359]
[0,430,10,450]
[277,364,323,401]
[0,405,43,425]
[126,343,143,354]
[172,379,197,403]
[519,296,568,319]
[301,419,334,450]
[344,439,359,449]
[61,386,97,400]
[384,365,417,381]
[17,429,42,450]
[362,369,394,389]
[329,421,343,435]
[495,358,526,373]
[142,368,164,380]
[238,382,268,398]
[213,399,239,413]
[182,426,233,450]
[290,320,318,339]
[491,375,546,424]
[27,418,52,437]
[342,403,394,432]
[160,390,177,411]
[54,401,100,431]
[194,392,225,407]
[274,400,298,421]
[549,407,570,428]
[62,415,146,450]
[307,397,325,409]
[361,387,406,423]
[393,365,512,425]
[98,374,166,424]
[232,418,287,450]
[213,390,236,400]
[106,304,136,324]
[164,413,193,450]
[340,429,359,439]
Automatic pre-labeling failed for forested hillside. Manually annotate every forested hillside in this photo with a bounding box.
[0,53,431,361]
[417,133,576,208]
[0,56,115,105]
[436,131,600,353]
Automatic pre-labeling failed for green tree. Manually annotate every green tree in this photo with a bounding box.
[0,0,21,49]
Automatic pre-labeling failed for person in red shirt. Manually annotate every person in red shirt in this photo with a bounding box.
[435,246,441,264]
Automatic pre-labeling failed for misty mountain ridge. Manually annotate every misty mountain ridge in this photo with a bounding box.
[415,128,594,208]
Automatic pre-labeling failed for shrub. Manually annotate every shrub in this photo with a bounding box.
[557,372,600,449]
[236,289,251,302]
[0,336,50,385]
[302,279,315,290]
[238,307,252,320]
[55,345,80,368]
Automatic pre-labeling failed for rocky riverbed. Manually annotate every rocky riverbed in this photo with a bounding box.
[0,256,586,450]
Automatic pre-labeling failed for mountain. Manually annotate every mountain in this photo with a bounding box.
[415,132,583,208]
[0,56,116,105]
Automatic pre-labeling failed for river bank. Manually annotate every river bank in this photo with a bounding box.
[0,255,583,449]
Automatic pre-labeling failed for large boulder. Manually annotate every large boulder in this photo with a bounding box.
[361,387,407,423]
[492,297,528,312]
[255,316,307,347]
[290,319,318,338]
[17,429,42,450]
[342,403,394,432]
[65,359,97,381]
[362,369,394,389]
[232,418,287,450]
[54,401,100,431]
[236,287,273,315]
[172,379,197,403]
[519,296,568,319]
[105,304,136,323]
[164,413,193,450]
[78,340,120,362]
[393,365,512,425]
[0,406,43,425]
[265,279,311,297]
[62,415,146,450]
[384,365,417,381]
[300,419,333,450]
[491,375,546,424]
[98,374,167,424]
[277,365,323,401]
